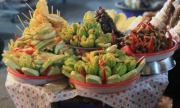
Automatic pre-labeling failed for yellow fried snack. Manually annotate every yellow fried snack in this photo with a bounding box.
[120,16,137,32]
[116,13,127,31]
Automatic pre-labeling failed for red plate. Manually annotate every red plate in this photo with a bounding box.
[70,73,140,94]
[7,67,65,85]
[122,40,178,62]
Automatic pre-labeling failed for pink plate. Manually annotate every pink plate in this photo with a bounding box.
[7,67,65,85]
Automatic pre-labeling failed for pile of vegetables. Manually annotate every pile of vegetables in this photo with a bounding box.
[3,0,73,76]
[14,0,67,52]
[3,41,74,76]
[60,11,113,48]
[62,45,138,84]
[122,20,173,53]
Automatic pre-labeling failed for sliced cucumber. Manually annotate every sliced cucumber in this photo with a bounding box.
[55,41,65,54]
[86,74,102,84]
[47,66,61,75]
[70,71,85,82]
[119,69,138,81]
[107,74,121,84]
[62,70,71,77]
[21,67,39,76]
[3,58,20,70]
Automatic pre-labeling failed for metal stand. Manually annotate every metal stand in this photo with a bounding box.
[141,57,176,75]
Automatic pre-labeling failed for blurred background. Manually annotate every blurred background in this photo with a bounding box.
[0,0,165,108]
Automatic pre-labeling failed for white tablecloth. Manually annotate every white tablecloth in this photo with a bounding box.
[5,74,168,108]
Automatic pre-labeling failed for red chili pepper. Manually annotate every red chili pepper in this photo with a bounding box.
[130,32,138,52]
[80,70,86,77]
[167,31,173,48]
[13,47,22,52]
[98,59,105,67]
[13,47,35,55]
[121,45,134,56]
[23,47,35,55]
[131,33,138,43]
[147,36,154,53]
[43,66,52,75]
[101,67,106,84]
[112,30,117,43]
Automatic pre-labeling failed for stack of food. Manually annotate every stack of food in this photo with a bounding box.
[62,45,141,84]
[60,7,143,49]
[60,11,114,49]
[120,0,177,58]
[122,20,173,54]
[3,0,73,77]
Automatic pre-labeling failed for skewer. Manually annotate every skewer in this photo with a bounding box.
[29,10,33,19]
[51,5,54,14]
[16,25,23,33]
[21,12,30,20]
[25,2,34,12]
[17,15,26,29]
[57,10,59,16]
[24,20,29,25]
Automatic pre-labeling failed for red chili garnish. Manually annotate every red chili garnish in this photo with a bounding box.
[43,66,52,75]
[147,36,154,53]
[23,47,35,55]
[12,46,35,55]
[80,70,86,77]
[121,45,134,56]
[112,30,117,43]
[167,31,173,48]
[101,67,107,84]
[98,59,105,67]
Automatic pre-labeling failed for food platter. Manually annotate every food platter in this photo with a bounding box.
[69,57,145,93]
[7,67,65,85]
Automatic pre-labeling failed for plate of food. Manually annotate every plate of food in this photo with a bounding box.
[60,8,127,54]
[7,67,65,85]
[121,20,178,62]
[3,0,73,85]
[62,45,145,93]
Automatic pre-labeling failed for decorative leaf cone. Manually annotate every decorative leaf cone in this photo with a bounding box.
[150,0,175,30]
